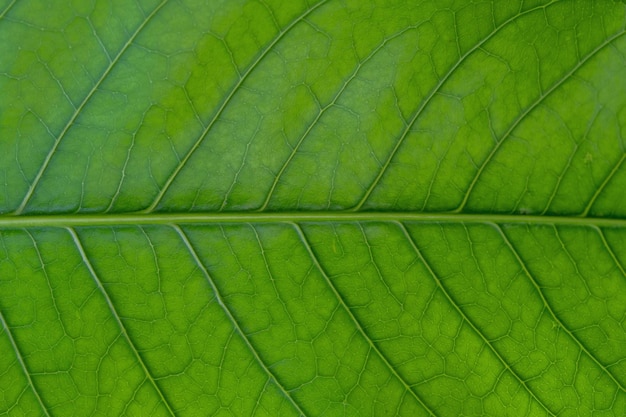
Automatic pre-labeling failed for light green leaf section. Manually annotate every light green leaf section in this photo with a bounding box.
[0,0,625,416]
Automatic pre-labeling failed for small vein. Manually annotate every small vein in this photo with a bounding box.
[35,52,77,110]
[220,116,263,210]
[106,107,151,212]
[0,0,17,20]
[249,223,293,327]
[12,0,170,215]
[357,223,403,306]
[397,222,556,416]
[0,309,51,417]
[552,226,593,297]
[353,2,558,211]
[580,153,626,217]
[250,378,272,417]
[292,223,438,417]
[455,29,626,213]
[144,0,330,213]
[172,225,307,417]
[258,0,281,32]
[493,223,625,392]
[106,131,137,212]
[541,106,601,215]
[87,14,113,63]
[23,230,68,338]
[67,227,178,417]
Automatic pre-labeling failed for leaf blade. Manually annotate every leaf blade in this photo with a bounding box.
[1,1,625,415]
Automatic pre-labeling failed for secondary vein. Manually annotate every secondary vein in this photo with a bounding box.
[0,309,52,417]
[68,227,179,417]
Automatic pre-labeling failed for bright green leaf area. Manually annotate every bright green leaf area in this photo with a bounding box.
[1,0,625,416]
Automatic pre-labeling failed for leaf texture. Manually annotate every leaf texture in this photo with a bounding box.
[0,0,625,416]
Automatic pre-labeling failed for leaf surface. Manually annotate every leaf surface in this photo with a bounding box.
[0,0,625,416]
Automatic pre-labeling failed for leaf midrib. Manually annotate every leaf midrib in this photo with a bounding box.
[0,212,625,228]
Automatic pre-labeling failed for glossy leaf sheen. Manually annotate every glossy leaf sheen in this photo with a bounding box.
[0,0,625,416]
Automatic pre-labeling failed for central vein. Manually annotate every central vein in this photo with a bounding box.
[0,212,624,228]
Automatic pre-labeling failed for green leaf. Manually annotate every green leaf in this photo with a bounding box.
[1,0,625,416]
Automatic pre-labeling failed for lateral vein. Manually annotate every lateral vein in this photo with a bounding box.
[293,223,438,417]
[0,309,52,417]
[67,227,178,417]
[173,225,308,417]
